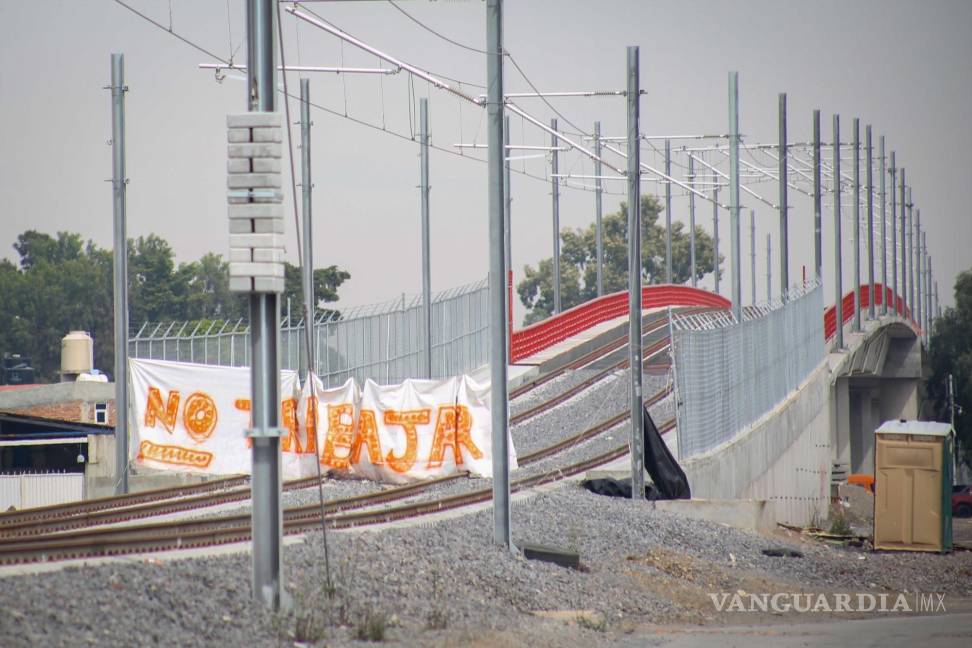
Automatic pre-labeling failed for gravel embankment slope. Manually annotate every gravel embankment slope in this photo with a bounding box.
[3,484,971,647]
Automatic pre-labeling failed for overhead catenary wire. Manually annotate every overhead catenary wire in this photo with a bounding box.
[274,0,332,593]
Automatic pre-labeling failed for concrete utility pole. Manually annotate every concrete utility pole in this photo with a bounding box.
[551,118,561,314]
[889,153,897,314]
[299,79,314,381]
[245,0,284,610]
[812,109,822,279]
[729,72,742,321]
[420,98,432,378]
[866,125,875,319]
[688,153,696,287]
[766,233,772,302]
[486,0,511,547]
[504,114,512,361]
[713,185,720,294]
[594,121,604,296]
[110,53,129,496]
[879,137,887,315]
[852,118,861,332]
[778,93,788,300]
[750,210,756,304]
[833,114,843,349]
[626,45,645,501]
[665,139,673,284]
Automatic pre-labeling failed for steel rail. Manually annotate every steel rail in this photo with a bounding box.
[0,397,676,563]
[0,418,670,565]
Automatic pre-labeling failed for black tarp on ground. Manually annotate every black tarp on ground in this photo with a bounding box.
[582,406,691,500]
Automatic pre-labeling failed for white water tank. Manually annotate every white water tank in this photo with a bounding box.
[61,331,94,380]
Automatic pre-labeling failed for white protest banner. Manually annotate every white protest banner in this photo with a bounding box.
[309,374,517,484]
[130,358,299,476]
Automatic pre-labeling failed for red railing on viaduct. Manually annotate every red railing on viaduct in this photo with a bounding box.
[509,285,731,362]
[510,282,919,364]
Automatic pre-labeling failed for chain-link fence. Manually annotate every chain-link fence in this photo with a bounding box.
[129,278,489,387]
[672,281,824,460]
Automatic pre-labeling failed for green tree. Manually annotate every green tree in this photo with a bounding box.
[927,268,972,471]
[177,252,247,322]
[0,229,351,381]
[517,195,720,325]
[128,234,182,324]
[283,262,351,322]
[0,231,113,380]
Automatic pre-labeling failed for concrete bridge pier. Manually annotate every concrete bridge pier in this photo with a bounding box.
[830,318,924,479]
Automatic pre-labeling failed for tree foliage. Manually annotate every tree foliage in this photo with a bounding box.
[517,195,721,325]
[0,230,350,381]
[927,267,972,470]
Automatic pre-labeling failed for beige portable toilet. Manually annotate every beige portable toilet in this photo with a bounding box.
[873,420,954,552]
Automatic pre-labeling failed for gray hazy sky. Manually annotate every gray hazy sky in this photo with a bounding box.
[1,0,970,323]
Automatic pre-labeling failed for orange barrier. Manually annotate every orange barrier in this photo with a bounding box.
[823,283,917,341]
[510,285,730,363]
[848,473,875,494]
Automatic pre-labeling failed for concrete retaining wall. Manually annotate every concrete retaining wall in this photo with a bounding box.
[681,359,832,526]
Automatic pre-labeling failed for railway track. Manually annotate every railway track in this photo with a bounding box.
[1,309,687,540]
[0,307,697,564]
[0,415,673,565]
[0,308,687,534]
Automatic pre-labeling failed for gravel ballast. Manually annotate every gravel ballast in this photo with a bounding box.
[3,484,971,647]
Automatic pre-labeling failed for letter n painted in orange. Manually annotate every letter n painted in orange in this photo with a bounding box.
[384,409,430,473]
[427,405,483,469]
[321,403,354,469]
[145,387,180,434]
[350,410,383,466]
